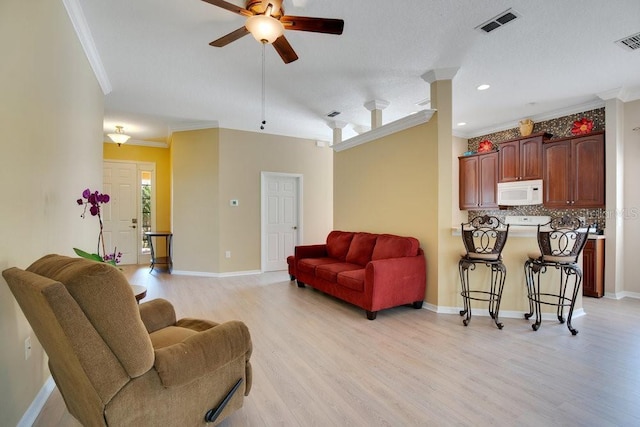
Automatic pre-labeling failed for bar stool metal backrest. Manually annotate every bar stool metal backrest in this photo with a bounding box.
[461,215,510,262]
[459,215,510,329]
[525,215,593,335]
[536,215,592,264]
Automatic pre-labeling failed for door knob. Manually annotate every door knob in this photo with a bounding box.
[292,226,298,230]
[129,225,137,229]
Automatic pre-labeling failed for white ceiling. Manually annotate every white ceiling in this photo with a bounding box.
[75,0,640,143]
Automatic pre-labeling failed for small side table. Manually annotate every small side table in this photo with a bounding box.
[131,285,147,303]
[145,231,173,273]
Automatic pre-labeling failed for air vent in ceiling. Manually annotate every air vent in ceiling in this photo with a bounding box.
[327,111,341,117]
[476,8,520,34]
[615,32,640,51]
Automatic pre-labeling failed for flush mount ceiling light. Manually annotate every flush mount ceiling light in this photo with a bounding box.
[477,84,491,91]
[107,126,131,146]
[245,10,284,44]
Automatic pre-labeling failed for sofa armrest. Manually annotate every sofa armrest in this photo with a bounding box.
[295,244,328,259]
[153,320,252,388]
[366,255,427,307]
[139,299,177,333]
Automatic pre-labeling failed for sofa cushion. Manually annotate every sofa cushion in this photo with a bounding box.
[371,234,420,260]
[345,232,378,266]
[316,263,362,282]
[336,269,366,292]
[297,257,339,274]
[326,231,355,261]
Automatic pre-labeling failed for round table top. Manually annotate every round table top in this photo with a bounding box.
[131,285,147,302]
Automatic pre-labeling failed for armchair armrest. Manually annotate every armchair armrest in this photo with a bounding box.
[139,298,177,333]
[295,244,328,259]
[153,320,252,388]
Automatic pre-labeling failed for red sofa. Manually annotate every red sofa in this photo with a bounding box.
[288,231,427,320]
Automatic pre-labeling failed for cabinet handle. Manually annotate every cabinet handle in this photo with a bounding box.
[566,201,570,204]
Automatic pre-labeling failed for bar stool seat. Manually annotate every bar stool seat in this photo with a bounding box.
[524,216,592,335]
[459,215,510,329]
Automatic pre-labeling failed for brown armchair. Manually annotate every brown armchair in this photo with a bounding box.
[2,255,252,426]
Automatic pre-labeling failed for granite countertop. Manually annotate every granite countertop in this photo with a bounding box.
[451,225,606,239]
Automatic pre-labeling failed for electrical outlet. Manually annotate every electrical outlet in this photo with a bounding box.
[225,251,231,258]
[25,336,32,360]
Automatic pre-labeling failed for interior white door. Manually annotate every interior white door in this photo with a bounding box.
[103,162,138,264]
[264,174,299,271]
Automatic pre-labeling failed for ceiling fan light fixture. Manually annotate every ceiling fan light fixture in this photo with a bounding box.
[107,125,131,146]
[245,14,284,44]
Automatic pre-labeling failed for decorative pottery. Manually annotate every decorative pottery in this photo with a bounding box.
[519,119,534,136]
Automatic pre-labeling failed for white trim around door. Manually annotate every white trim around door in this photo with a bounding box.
[261,172,303,272]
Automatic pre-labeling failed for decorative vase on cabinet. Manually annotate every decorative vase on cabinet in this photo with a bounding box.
[519,119,534,136]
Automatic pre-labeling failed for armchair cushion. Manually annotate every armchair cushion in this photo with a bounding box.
[154,320,252,388]
[139,298,177,333]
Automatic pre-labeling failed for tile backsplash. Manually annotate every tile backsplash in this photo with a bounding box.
[465,107,606,231]
[467,107,605,151]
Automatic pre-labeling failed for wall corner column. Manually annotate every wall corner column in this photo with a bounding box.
[421,68,459,307]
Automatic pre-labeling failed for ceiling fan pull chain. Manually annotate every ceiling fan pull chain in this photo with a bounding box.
[260,43,266,130]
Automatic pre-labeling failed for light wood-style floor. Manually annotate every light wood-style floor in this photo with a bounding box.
[34,265,640,426]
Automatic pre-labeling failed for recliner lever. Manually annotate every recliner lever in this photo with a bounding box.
[204,378,244,423]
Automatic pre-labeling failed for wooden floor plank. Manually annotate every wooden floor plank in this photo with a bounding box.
[32,266,640,426]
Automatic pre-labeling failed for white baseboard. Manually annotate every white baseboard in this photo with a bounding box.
[18,376,55,427]
[605,291,640,300]
[171,269,261,278]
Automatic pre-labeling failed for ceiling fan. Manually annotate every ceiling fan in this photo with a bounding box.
[202,0,344,63]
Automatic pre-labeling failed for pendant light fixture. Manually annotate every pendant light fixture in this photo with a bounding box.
[107,126,131,146]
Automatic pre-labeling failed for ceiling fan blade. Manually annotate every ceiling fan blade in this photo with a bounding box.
[273,35,299,63]
[201,0,252,17]
[280,16,344,35]
[210,26,250,47]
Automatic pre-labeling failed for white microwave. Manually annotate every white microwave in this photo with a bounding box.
[497,179,543,206]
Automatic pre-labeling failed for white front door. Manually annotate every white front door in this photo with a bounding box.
[103,162,138,265]
[262,173,301,272]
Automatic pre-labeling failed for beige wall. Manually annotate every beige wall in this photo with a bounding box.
[0,0,104,425]
[171,128,333,274]
[171,129,221,272]
[334,121,440,304]
[623,99,640,295]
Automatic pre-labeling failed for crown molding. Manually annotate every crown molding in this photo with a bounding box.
[332,110,436,152]
[62,0,111,95]
[168,120,220,133]
[421,67,460,84]
[105,139,169,148]
[456,98,606,139]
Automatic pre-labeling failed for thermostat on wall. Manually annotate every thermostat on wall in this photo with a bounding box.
[230,199,239,206]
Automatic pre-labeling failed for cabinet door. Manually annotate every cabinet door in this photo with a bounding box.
[519,136,543,180]
[582,239,604,298]
[498,140,519,182]
[572,134,605,208]
[543,141,572,208]
[459,156,480,210]
[479,152,498,208]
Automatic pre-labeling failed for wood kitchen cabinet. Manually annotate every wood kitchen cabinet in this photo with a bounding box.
[583,238,605,297]
[543,132,605,208]
[498,132,551,182]
[459,151,498,210]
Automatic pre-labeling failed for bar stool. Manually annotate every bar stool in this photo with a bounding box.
[524,216,592,335]
[459,215,510,329]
